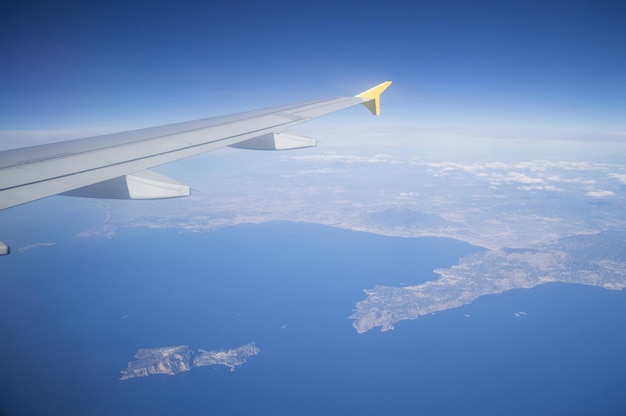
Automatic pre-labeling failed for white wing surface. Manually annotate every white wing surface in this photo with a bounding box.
[0,81,391,255]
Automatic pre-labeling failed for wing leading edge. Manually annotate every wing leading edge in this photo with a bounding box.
[0,81,392,255]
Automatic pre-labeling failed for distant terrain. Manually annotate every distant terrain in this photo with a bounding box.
[80,148,626,334]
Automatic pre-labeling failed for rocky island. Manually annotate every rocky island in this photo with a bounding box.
[120,342,259,380]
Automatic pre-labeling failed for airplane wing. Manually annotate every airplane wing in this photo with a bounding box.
[0,81,391,255]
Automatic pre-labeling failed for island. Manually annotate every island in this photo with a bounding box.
[120,342,259,380]
[351,231,626,333]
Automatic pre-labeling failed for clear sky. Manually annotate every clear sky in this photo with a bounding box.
[2,0,625,143]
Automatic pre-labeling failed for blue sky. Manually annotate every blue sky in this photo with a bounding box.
[1,0,625,141]
[2,5,626,414]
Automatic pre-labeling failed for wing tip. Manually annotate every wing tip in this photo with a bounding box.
[355,81,392,116]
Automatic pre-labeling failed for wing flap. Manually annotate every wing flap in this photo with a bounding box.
[230,132,316,151]
[62,170,190,200]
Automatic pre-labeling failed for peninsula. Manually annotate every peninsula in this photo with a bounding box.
[351,231,626,333]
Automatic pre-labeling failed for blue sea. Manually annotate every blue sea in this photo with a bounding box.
[1,202,626,415]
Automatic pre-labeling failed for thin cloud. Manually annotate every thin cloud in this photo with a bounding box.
[609,173,626,184]
[519,185,563,192]
[586,190,615,198]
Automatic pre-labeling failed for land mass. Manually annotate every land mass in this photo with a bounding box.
[120,342,259,380]
[351,231,626,333]
[79,155,626,251]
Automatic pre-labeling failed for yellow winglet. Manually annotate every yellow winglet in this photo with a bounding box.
[356,81,392,116]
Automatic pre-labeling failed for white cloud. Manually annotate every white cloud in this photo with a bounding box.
[586,190,615,198]
[546,175,595,184]
[297,168,341,175]
[519,185,563,192]
[289,153,389,164]
[484,162,508,169]
[506,172,544,184]
[609,173,626,184]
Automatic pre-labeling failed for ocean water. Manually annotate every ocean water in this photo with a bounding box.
[1,219,625,415]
